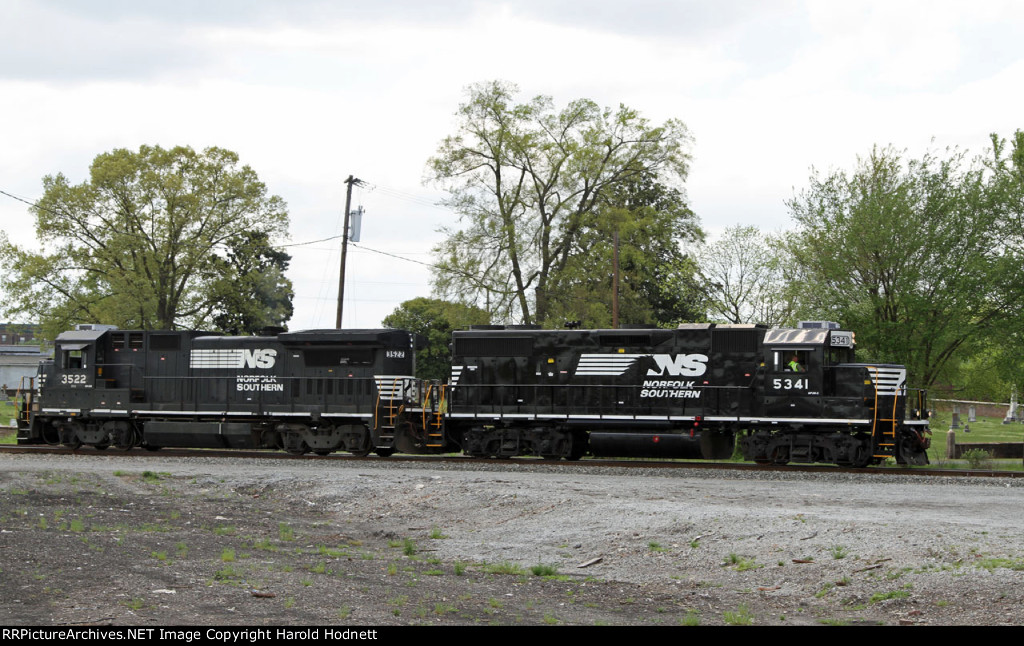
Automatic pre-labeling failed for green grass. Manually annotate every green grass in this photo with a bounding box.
[481,561,527,576]
[925,413,1024,470]
[723,604,754,625]
[278,523,295,542]
[0,403,16,444]
[402,538,417,556]
[869,590,910,603]
[529,563,559,576]
[1,399,17,422]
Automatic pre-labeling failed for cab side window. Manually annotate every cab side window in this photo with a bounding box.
[773,350,808,372]
[62,349,86,370]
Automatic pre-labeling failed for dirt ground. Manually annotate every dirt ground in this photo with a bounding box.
[1,452,1023,627]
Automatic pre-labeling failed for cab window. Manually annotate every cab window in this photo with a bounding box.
[773,350,809,373]
[61,348,87,370]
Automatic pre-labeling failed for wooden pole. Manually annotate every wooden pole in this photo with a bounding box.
[336,175,360,328]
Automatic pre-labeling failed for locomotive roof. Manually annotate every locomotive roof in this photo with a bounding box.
[55,329,107,344]
[278,329,413,344]
[764,328,833,345]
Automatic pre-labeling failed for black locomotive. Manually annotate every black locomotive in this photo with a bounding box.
[15,326,448,457]
[447,322,930,466]
[15,321,931,467]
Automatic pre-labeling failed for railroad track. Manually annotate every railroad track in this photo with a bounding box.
[2,442,1020,479]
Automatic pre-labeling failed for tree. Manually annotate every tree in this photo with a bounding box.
[209,231,294,335]
[0,145,291,336]
[696,225,799,327]
[428,81,693,325]
[788,144,1024,388]
[542,172,704,328]
[381,297,490,381]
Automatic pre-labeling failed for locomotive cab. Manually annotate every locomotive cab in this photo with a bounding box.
[761,325,854,418]
[55,330,103,391]
[742,322,929,466]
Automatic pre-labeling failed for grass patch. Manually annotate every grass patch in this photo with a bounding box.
[428,526,448,539]
[482,561,527,576]
[869,590,910,603]
[723,553,762,571]
[723,604,754,625]
[214,565,242,582]
[278,523,295,542]
[975,557,1024,571]
[402,538,417,556]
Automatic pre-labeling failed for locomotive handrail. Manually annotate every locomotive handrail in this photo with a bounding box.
[135,374,379,417]
[448,381,754,420]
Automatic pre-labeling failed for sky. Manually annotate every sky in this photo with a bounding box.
[1,0,1022,331]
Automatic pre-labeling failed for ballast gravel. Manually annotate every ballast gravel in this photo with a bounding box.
[1,452,1022,626]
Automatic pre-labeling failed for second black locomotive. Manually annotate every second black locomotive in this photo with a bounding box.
[446,321,930,466]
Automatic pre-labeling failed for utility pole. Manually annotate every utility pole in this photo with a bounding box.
[336,175,362,329]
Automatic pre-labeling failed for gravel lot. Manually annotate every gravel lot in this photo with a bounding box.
[1,452,1023,626]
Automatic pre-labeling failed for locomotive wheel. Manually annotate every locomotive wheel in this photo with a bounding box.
[375,448,395,458]
[769,447,789,466]
[93,442,110,451]
[314,449,333,456]
[898,433,929,466]
[60,425,82,450]
[849,436,872,468]
[62,437,82,450]
[350,432,372,457]
[113,428,138,451]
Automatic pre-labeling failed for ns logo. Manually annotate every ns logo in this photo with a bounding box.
[242,349,277,369]
[646,354,708,377]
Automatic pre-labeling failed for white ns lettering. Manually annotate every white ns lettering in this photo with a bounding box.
[242,349,277,369]
[646,354,709,377]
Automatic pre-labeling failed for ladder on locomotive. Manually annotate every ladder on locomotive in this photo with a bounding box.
[868,366,899,460]
[15,376,34,433]
[421,382,446,450]
[375,378,403,447]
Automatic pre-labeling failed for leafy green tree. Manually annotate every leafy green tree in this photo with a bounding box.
[788,144,1024,388]
[427,80,693,325]
[209,231,294,335]
[949,344,1016,402]
[696,225,799,327]
[979,130,1024,396]
[381,297,490,381]
[987,129,1024,245]
[542,172,704,328]
[0,145,291,336]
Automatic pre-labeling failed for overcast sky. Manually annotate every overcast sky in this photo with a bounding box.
[1,0,1021,330]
